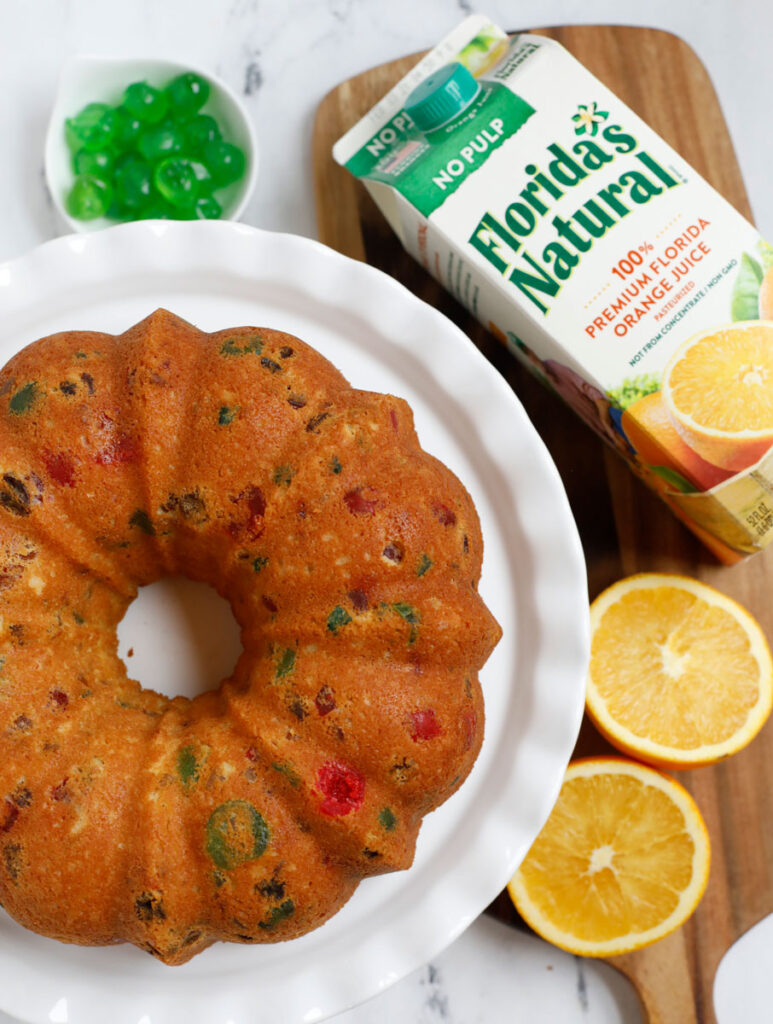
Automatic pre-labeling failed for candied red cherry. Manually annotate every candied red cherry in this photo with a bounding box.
[315,761,365,816]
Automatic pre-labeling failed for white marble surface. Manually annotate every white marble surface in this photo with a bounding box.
[1,0,772,1021]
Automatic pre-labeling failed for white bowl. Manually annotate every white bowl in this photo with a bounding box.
[44,55,259,233]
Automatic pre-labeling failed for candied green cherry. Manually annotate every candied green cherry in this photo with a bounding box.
[188,159,214,192]
[114,155,153,209]
[113,106,144,149]
[166,72,210,116]
[123,81,169,124]
[137,200,178,220]
[203,140,246,186]
[194,195,222,220]
[183,114,221,153]
[106,200,131,222]
[65,175,113,221]
[206,800,269,870]
[113,149,140,171]
[153,158,199,209]
[137,123,185,163]
[72,148,115,177]
[65,103,116,153]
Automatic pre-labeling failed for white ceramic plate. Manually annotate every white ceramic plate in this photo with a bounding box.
[0,221,588,1024]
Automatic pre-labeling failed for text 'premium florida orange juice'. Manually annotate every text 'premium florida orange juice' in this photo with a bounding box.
[334,16,773,561]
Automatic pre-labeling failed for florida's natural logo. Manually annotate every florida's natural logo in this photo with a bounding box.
[468,115,682,315]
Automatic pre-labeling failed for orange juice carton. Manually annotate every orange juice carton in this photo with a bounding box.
[333,15,773,561]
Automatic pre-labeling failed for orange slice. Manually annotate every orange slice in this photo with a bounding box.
[663,321,773,471]
[586,573,773,768]
[508,757,710,957]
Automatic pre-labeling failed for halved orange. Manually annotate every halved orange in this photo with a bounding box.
[508,757,710,957]
[586,573,773,768]
[663,321,773,471]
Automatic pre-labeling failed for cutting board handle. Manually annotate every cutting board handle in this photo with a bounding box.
[610,934,705,1024]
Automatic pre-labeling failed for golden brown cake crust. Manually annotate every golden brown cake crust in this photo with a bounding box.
[0,309,501,964]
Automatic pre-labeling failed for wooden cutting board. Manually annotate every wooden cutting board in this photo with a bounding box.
[312,26,773,1024]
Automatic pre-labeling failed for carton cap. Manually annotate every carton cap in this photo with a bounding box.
[404,62,480,133]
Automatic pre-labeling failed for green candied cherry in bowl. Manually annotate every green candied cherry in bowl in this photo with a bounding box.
[167,71,210,116]
[123,80,170,124]
[154,160,223,221]
[183,113,221,152]
[64,102,116,152]
[204,140,246,186]
[136,122,186,163]
[65,175,112,221]
[154,158,200,210]
[113,106,144,150]
[193,195,223,220]
[72,147,115,177]
[45,56,258,231]
[112,154,153,214]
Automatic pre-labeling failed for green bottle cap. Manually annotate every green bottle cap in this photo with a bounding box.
[404,62,481,134]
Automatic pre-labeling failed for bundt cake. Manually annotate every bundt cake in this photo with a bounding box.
[0,309,501,964]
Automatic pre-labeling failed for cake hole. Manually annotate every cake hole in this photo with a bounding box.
[117,577,243,700]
